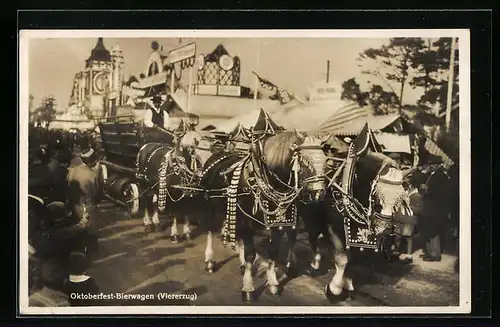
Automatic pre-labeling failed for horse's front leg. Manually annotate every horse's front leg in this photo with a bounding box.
[142,202,153,233]
[241,226,256,303]
[182,208,192,241]
[170,216,179,243]
[204,202,219,273]
[238,238,245,275]
[204,231,215,273]
[151,193,162,232]
[325,250,354,302]
[266,228,283,296]
[304,225,322,277]
[285,229,298,278]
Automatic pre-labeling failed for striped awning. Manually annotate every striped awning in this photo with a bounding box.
[317,104,402,136]
[423,138,455,168]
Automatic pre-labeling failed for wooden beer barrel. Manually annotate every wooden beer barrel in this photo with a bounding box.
[103,173,140,217]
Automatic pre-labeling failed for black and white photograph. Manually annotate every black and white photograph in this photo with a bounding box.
[19,29,470,314]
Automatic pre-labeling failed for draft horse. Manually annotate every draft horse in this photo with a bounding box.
[302,134,410,302]
[136,130,205,242]
[200,130,328,303]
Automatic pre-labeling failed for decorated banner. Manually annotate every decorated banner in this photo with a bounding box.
[252,71,293,105]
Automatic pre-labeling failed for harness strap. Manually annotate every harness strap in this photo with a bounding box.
[223,158,246,251]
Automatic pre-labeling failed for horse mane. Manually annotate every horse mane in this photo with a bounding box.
[356,151,399,179]
[262,131,302,172]
[353,151,401,206]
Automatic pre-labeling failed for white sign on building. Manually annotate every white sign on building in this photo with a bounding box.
[167,43,197,64]
[308,82,342,103]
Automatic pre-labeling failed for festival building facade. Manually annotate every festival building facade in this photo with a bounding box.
[126,41,279,130]
[69,38,126,118]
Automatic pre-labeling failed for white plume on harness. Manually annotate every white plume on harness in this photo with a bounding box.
[369,163,407,217]
[289,136,326,190]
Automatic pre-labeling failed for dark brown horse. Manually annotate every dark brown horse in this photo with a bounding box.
[136,130,206,241]
[303,142,409,303]
[199,130,327,303]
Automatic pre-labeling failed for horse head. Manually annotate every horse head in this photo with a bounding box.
[263,130,327,204]
[352,152,408,234]
[171,131,204,173]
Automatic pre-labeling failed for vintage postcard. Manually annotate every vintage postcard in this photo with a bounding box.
[19,29,471,315]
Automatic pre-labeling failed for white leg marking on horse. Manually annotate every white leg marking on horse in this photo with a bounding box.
[343,277,354,291]
[183,217,191,235]
[143,207,151,226]
[266,260,280,294]
[242,262,255,292]
[238,240,245,266]
[204,231,214,262]
[311,252,321,270]
[329,252,348,296]
[171,217,178,236]
[151,208,160,225]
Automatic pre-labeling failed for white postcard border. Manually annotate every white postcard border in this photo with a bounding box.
[18,29,472,315]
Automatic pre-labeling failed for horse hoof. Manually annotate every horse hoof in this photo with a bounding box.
[205,260,216,274]
[170,235,179,244]
[268,285,282,296]
[345,290,355,301]
[305,265,321,277]
[183,233,191,241]
[241,291,254,303]
[324,284,342,304]
[239,265,245,276]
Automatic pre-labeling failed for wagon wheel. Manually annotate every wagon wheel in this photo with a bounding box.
[122,182,140,217]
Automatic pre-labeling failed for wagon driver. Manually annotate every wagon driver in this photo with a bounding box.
[142,95,174,144]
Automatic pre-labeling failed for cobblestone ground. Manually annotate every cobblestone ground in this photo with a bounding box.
[87,201,460,307]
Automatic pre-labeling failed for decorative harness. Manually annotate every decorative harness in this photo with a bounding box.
[330,142,408,251]
[157,144,203,212]
[221,135,325,250]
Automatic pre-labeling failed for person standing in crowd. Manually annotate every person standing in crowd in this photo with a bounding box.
[29,147,67,203]
[394,180,421,264]
[411,165,447,262]
[66,147,101,257]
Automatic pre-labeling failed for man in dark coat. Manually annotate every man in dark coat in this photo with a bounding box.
[66,148,101,256]
[411,165,449,262]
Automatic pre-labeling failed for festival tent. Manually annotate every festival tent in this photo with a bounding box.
[215,97,351,133]
[317,105,403,136]
[170,88,282,131]
[317,106,455,168]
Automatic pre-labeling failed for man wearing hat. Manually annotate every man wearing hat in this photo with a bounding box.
[66,147,101,247]
[143,95,174,144]
[144,95,170,130]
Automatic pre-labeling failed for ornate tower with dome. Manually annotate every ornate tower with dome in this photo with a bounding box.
[69,37,126,118]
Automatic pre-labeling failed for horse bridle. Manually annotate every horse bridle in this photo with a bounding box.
[289,141,326,189]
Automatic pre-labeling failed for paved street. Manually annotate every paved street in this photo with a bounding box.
[88,201,459,307]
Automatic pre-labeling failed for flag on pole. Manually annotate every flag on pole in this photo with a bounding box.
[252,71,293,105]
